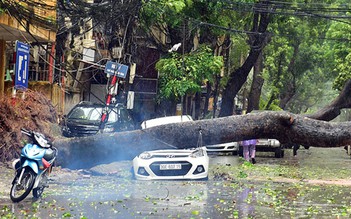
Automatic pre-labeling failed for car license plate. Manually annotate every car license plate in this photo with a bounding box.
[160,164,182,170]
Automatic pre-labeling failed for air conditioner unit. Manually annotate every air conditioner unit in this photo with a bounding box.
[112,47,123,59]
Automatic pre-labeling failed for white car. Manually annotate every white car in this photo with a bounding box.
[205,142,239,153]
[140,115,239,154]
[132,147,209,180]
[140,115,193,129]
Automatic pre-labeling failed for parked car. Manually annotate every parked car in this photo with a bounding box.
[140,115,193,129]
[132,147,209,180]
[140,115,239,154]
[61,101,135,137]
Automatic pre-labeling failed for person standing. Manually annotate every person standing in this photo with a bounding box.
[242,139,258,164]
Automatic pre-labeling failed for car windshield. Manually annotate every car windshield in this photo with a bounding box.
[68,106,118,122]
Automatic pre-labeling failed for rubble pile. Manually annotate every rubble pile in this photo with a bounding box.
[0,90,58,162]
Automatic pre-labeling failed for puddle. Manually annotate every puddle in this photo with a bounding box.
[1,147,351,218]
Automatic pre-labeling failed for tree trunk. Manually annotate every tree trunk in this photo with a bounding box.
[219,8,270,117]
[194,91,201,120]
[212,75,220,118]
[202,81,211,118]
[54,111,351,169]
[247,52,264,112]
[265,52,284,109]
[279,43,300,109]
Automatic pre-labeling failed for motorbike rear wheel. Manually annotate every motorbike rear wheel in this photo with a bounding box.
[10,168,35,202]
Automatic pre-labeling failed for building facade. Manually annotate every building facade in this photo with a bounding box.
[0,0,61,112]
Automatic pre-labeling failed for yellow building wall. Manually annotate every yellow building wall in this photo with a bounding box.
[0,0,56,42]
[4,81,64,115]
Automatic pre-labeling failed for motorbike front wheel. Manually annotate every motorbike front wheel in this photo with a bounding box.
[33,187,44,199]
[10,168,35,202]
[33,173,48,199]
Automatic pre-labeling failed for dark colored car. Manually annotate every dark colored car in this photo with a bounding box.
[61,101,135,137]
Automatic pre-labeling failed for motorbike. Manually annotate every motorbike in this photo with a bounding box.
[10,128,58,202]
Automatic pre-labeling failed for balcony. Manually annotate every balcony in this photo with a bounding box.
[0,0,56,42]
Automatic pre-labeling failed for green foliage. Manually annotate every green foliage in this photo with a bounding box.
[140,0,249,40]
[325,22,351,91]
[261,10,340,113]
[140,0,188,28]
[156,45,223,101]
[141,0,349,114]
[333,53,351,91]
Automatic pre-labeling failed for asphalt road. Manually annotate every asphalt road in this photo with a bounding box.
[1,147,351,219]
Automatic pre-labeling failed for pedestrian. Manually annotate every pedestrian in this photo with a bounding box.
[242,139,258,164]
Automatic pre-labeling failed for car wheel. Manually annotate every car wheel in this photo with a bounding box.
[130,167,136,180]
[238,146,243,157]
[275,148,284,158]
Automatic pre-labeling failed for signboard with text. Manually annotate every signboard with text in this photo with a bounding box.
[104,61,128,79]
[14,41,30,90]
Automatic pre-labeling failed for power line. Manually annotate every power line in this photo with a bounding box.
[187,16,351,42]
[4,5,108,105]
[221,0,351,24]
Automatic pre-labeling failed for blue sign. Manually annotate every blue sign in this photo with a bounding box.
[14,41,30,90]
[104,61,129,79]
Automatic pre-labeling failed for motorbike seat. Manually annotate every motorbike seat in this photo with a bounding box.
[44,148,55,161]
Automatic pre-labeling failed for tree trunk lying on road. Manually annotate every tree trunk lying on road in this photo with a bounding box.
[54,111,351,169]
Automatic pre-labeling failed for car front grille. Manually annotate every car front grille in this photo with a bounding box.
[150,161,192,176]
[68,125,99,136]
[151,155,189,158]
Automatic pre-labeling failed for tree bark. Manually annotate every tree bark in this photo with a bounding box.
[54,111,351,169]
[247,52,264,112]
[279,43,300,109]
[265,52,284,109]
[219,8,270,117]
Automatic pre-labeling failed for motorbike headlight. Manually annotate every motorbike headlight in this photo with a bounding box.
[190,148,205,158]
[139,152,152,159]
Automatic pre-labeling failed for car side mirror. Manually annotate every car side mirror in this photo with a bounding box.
[59,115,67,125]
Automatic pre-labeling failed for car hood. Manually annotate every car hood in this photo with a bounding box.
[140,147,206,156]
[66,119,112,126]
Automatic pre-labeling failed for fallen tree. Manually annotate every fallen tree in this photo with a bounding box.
[54,111,351,169]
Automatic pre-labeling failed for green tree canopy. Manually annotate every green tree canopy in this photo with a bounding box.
[156,45,223,101]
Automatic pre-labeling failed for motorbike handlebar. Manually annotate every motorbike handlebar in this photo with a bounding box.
[20,128,32,136]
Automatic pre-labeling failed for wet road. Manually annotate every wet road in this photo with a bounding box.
[1,147,351,218]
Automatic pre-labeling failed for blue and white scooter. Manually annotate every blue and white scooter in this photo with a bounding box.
[10,128,58,202]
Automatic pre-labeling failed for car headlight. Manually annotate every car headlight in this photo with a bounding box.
[139,152,152,159]
[103,126,114,133]
[62,126,69,132]
[190,148,205,158]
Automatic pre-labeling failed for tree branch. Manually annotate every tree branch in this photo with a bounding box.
[308,79,351,121]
